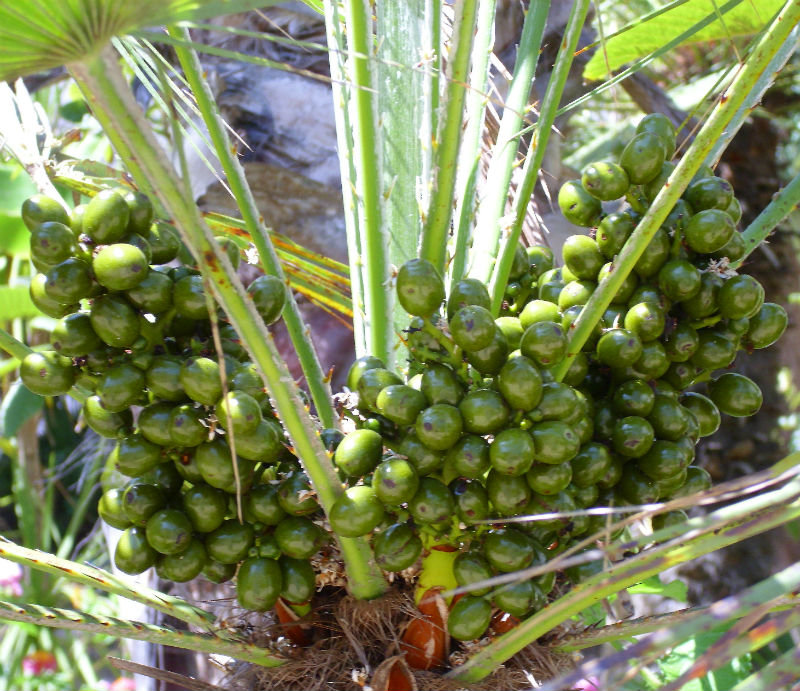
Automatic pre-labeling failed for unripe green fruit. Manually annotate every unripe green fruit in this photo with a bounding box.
[93,243,149,290]
[708,373,762,417]
[620,132,666,184]
[45,258,92,305]
[247,275,286,324]
[20,350,75,395]
[90,294,140,348]
[558,180,602,227]
[30,221,76,265]
[447,596,492,641]
[22,194,70,231]
[118,188,154,235]
[83,190,130,243]
[237,557,282,611]
[114,527,157,575]
[329,486,386,537]
[373,523,422,572]
[562,235,604,280]
[581,161,629,201]
[396,259,445,316]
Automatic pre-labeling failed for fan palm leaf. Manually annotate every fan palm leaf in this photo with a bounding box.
[0,0,299,82]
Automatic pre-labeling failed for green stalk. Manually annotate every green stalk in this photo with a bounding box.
[484,0,592,312]
[0,326,31,361]
[536,564,800,691]
[551,0,800,382]
[465,0,550,287]
[0,601,285,668]
[450,479,800,681]
[69,48,386,600]
[167,26,336,430]
[706,23,800,167]
[342,0,393,368]
[419,0,480,274]
[0,538,215,629]
[316,4,368,357]
[450,0,498,289]
[734,168,800,268]
[550,595,800,651]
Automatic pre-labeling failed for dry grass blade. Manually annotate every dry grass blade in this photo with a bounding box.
[108,657,229,691]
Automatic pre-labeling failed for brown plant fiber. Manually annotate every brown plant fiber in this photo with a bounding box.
[224,586,573,691]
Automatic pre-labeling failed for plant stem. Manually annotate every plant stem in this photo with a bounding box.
[69,48,386,600]
[466,0,550,287]
[706,23,800,167]
[0,600,285,668]
[550,594,800,651]
[342,0,393,369]
[0,326,31,361]
[485,0,592,312]
[167,26,336,429]
[450,0,498,289]
[450,475,800,681]
[420,0,480,274]
[734,167,800,268]
[0,538,215,629]
[323,0,366,358]
[537,564,800,691]
[551,0,800,382]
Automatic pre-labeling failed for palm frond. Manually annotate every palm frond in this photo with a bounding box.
[0,0,302,82]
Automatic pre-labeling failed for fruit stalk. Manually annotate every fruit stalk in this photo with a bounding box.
[166,25,337,430]
[0,600,285,668]
[0,326,32,361]
[552,0,800,382]
[483,0,592,310]
[419,0,480,274]
[69,48,387,600]
[323,0,367,357]
[340,0,394,368]
[734,167,800,268]
[450,0,499,289]
[465,0,550,285]
[549,594,800,651]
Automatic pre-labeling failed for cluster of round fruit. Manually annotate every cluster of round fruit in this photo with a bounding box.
[17,189,334,611]
[326,116,787,642]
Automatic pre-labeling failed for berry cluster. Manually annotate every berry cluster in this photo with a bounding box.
[18,189,328,611]
[330,115,787,642]
[16,112,787,645]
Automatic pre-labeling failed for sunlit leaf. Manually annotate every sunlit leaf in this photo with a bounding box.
[0,285,39,319]
[585,0,784,79]
[629,574,689,603]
